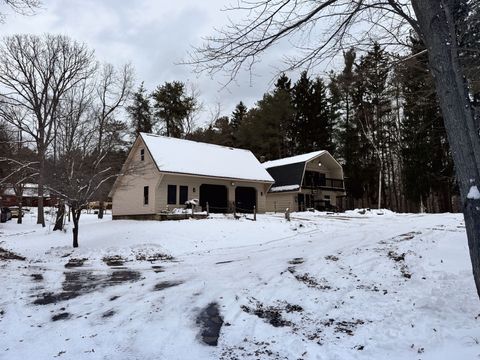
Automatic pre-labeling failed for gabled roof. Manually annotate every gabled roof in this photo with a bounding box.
[140,133,274,183]
[262,150,327,169]
[262,150,342,193]
[265,162,305,191]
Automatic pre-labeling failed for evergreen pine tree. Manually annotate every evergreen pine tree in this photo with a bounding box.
[291,71,313,154]
[398,37,455,211]
[352,43,393,208]
[127,82,153,137]
[231,101,247,131]
[152,81,196,138]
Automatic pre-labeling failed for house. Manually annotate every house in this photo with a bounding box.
[109,133,274,220]
[263,151,346,212]
[1,183,56,207]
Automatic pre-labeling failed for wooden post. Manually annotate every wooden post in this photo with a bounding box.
[233,201,236,218]
[285,208,290,221]
[206,202,209,216]
[253,205,256,221]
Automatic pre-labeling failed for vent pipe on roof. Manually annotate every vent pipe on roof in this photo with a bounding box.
[260,155,266,163]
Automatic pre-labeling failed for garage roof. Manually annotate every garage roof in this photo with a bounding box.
[140,133,274,183]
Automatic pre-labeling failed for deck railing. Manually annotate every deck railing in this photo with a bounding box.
[302,178,344,190]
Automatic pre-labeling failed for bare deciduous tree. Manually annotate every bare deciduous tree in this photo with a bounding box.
[92,63,134,218]
[0,34,96,227]
[0,0,39,19]
[48,62,132,247]
[191,0,480,298]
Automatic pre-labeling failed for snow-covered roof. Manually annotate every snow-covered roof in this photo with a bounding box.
[262,150,327,169]
[140,133,274,183]
[2,183,51,197]
[269,185,300,193]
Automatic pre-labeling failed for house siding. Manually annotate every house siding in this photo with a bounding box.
[266,192,297,212]
[111,138,161,217]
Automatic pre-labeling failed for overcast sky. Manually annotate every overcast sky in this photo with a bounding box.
[0,0,325,126]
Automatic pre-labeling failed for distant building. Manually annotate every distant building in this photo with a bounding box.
[263,151,346,212]
[1,184,56,207]
[109,133,274,220]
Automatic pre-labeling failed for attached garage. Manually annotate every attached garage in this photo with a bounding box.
[200,184,228,213]
[235,186,257,213]
[110,134,275,219]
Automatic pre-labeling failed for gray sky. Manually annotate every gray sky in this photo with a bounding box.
[0,0,308,126]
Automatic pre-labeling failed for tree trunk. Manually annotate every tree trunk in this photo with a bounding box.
[98,200,104,219]
[412,0,480,298]
[17,195,23,224]
[37,152,45,227]
[71,206,80,248]
[377,159,383,209]
[53,201,65,231]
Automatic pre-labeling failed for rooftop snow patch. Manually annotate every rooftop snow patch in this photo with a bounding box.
[269,185,300,193]
[140,133,274,182]
[262,150,327,168]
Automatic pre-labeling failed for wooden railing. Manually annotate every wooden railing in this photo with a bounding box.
[303,178,344,190]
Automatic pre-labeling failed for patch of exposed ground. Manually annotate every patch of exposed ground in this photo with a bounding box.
[387,250,412,278]
[220,339,289,360]
[397,232,421,241]
[196,303,223,346]
[34,270,141,305]
[151,266,165,273]
[64,258,87,268]
[0,247,25,261]
[102,310,115,318]
[135,252,174,262]
[322,318,369,336]
[153,281,183,291]
[325,255,339,261]
[241,300,303,328]
[288,267,332,290]
[288,258,304,265]
[51,312,71,321]
[102,255,126,267]
[31,273,43,281]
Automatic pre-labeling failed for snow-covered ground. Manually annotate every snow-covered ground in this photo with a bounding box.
[0,210,479,360]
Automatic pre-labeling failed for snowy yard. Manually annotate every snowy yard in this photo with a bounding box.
[0,210,479,360]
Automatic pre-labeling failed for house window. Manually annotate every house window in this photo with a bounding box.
[167,185,177,205]
[179,186,188,205]
[140,149,145,161]
[143,186,149,205]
